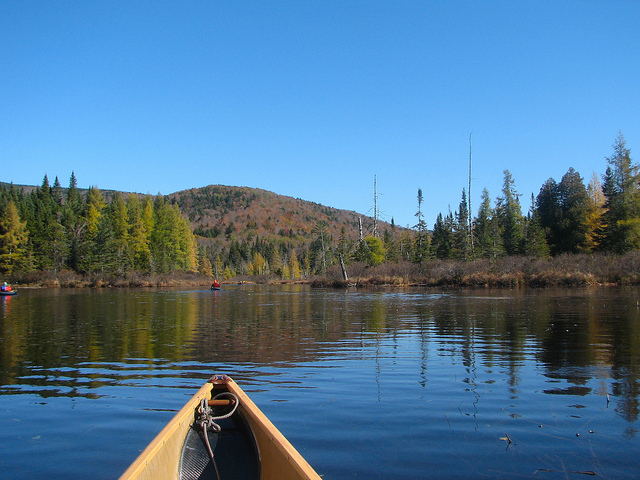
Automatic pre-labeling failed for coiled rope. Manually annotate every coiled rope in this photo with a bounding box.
[196,392,239,480]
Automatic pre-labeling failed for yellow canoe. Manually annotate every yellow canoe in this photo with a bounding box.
[119,374,321,480]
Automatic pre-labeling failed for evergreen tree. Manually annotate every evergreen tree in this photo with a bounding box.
[600,133,640,252]
[150,200,182,273]
[109,193,132,274]
[431,211,454,259]
[227,241,244,272]
[584,173,606,252]
[355,236,385,266]
[556,168,589,253]
[28,175,66,270]
[78,186,107,273]
[536,178,561,252]
[127,194,152,271]
[523,194,550,257]
[496,170,524,256]
[473,188,502,258]
[63,172,86,271]
[383,227,399,261]
[51,176,64,207]
[453,189,471,260]
[337,226,350,258]
[93,208,118,273]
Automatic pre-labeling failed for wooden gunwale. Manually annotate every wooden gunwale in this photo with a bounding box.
[118,375,321,480]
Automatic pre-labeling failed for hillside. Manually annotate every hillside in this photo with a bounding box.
[1,180,389,243]
[165,184,392,248]
[1,179,398,276]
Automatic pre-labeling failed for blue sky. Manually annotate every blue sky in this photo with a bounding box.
[1,1,639,228]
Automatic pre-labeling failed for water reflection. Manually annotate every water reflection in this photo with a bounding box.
[1,286,640,425]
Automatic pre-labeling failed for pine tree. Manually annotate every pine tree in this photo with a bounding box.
[556,168,589,253]
[337,226,352,260]
[584,173,606,252]
[523,194,550,257]
[431,212,454,259]
[109,193,132,274]
[453,189,471,260]
[28,175,66,270]
[63,172,86,271]
[51,176,64,207]
[383,228,399,262]
[150,200,177,273]
[536,178,560,251]
[600,133,640,252]
[473,188,502,258]
[496,170,524,256]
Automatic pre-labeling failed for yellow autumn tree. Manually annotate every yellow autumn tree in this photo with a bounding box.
[0,201,29,274]
[288,251,302,279]
[584,173,606,252]
[250,252,267,275]
[214,255,224,278]
[199,247,213,277]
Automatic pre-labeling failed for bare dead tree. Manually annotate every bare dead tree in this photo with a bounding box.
[468,131,474,250]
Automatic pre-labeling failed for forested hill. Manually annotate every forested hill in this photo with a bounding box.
[0,179,396,279]
[0,181,388,243]
[165,184,391,248]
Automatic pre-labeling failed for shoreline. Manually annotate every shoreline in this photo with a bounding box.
[7,252,640,290]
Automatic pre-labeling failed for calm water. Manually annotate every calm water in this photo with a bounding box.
[1,285,639,479]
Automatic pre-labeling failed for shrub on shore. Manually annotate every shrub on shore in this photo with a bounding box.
[8,270,215,288]
[312,252,640,288]
[7,252,640,289]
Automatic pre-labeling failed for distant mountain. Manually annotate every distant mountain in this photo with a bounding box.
[165,184,393,247]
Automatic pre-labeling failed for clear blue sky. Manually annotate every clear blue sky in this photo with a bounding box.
[2,1,639,228]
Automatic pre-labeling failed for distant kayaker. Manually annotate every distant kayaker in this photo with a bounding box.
[1,282,11,292]
[211,279,221,289]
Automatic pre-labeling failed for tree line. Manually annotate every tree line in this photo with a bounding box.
[0,133,637,283]
[302,133,640,274]
[0,174,198,277]
[416,133,638,261]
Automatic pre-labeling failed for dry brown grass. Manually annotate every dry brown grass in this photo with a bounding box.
[9,252,640,289]
[313,253,640,288]
[9,270,214,288]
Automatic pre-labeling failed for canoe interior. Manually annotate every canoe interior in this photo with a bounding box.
[180,414,259,480]
[119,375,321,480]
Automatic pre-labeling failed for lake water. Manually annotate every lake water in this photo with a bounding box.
[1,285,639,479]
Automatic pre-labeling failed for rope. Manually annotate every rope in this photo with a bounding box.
[196,392,240,480]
